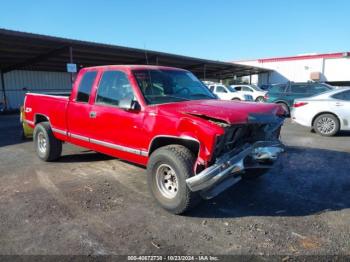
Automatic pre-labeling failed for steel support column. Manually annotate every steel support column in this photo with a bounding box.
[0,70,7,111]
[69,46,74,84]
[203,64,206,80]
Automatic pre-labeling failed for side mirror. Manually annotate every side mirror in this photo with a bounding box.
[119,98,141,111]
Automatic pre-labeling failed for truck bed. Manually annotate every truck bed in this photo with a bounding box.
[24,93,69,135]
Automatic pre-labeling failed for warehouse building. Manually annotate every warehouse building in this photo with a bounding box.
[0,28,269,111]
[236,52,350,87]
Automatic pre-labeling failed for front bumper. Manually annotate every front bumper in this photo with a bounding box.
[186,141,284,199]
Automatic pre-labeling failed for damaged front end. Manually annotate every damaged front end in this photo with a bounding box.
[186,113,285,199]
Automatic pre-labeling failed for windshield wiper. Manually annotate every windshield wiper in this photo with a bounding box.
[146,94,191,101]
[165,95,191,101]
[190,93,215,99]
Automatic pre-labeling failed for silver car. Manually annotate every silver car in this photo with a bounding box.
[291,87,350,136]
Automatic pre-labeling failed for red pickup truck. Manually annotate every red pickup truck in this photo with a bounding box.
[24,65,285,214]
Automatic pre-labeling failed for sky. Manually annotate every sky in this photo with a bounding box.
[0,0,349,61]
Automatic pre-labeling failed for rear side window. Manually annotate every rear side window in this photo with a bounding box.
[76,71,98,102]
[95,71,134,107]
[242,86,252,92]
[209,86,214,91]
[269,84,287,93]
[332,90,350,101]
[291,84,308,93]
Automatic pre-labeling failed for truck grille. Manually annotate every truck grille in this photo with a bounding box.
[214,124,270,157]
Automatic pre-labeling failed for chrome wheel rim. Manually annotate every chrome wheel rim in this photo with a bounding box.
[155,164,178,199]
[317,117,335,135]
[37,132,47,154]
[257,97,264,102]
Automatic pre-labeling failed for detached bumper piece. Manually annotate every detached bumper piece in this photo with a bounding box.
[186,141,284,199]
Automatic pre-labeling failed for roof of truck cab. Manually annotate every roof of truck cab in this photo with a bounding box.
[84,65,188,71]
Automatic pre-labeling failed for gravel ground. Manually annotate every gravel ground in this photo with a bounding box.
[0,114,349,256]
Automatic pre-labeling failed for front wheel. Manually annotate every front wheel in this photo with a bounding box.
[147,145,200,214]
[232,97,241,101]
[313,114,339,136]
[33,122,62,161]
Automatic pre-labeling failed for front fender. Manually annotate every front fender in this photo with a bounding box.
[177,116,224,165]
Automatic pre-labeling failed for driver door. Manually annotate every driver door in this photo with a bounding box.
[89,70,147,157]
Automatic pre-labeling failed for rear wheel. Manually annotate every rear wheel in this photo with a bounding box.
[313,114,339,136]
[255,96,265,103]
[147,145,200,214]
[33,122,62,161]
[232,98,241,101]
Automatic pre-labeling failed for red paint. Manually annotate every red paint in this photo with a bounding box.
[24,65,283,167]
[257,52,349,63]
[293,102,308,108]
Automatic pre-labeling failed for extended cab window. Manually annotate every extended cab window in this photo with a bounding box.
[95,71,134,107]
[76,71,97,102]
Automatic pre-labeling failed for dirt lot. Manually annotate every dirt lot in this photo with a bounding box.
[0,114,349,255]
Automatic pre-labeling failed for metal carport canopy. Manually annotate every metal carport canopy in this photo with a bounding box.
[0,28,270,79]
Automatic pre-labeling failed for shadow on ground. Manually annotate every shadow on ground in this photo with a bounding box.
[188,146,350,218]
[0,115,29,147]
[57,152,114,163]
[337,130,350,137]
[53,145,350,219]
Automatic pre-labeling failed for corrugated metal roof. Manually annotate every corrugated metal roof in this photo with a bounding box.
[0,28,270,78]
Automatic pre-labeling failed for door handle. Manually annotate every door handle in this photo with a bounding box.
[89,111,97,118]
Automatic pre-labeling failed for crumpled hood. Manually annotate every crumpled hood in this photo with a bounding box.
[154,99,282,124]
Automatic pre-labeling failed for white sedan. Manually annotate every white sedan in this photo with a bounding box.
[230,84,267,102]
[291,88,350,136]
[208,84,253,101]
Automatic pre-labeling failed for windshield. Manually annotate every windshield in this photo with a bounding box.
[133,69,216,105]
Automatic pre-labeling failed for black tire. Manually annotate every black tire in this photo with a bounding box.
[313,113,340,137]
[241,168,269,180]
[277,102,290,116]
[232,98,241,101]
[255,96,265,102]
[147,145,200,214]
[33,122,62,161]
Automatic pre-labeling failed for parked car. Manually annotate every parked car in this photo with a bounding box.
[208,84,253,101]
[24,65,285,214]
[230,84,267,102]
[265,82,333,115]
[291,88,350,136]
